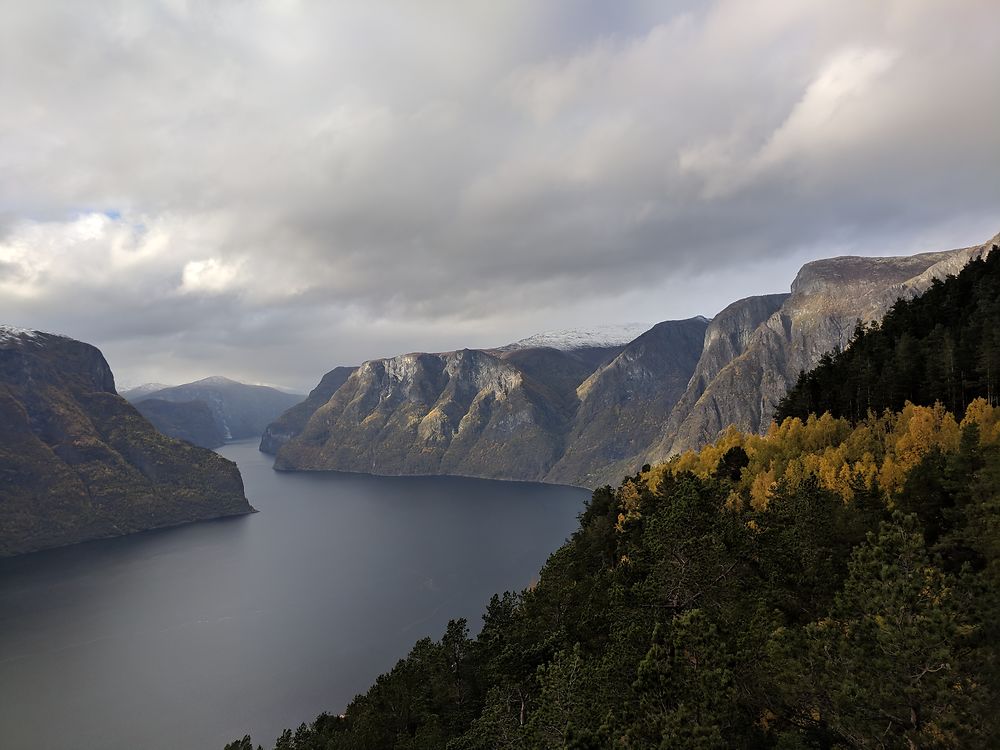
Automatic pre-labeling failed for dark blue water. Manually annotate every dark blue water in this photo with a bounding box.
[0,441,587,750]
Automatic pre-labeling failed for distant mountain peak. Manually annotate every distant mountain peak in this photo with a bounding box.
[119,382,173,400]
[194,375,242,386]
[500,323,653,351]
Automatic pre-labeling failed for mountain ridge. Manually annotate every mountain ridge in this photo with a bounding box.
[132,377,303,443]
[266,231,1000,487]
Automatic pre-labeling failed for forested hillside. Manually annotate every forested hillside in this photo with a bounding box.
[229,254,1000,749]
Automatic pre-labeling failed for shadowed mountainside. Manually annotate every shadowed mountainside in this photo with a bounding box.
[0,327,251,557]
[259,366,356,454]
[134,398,228,449]
[132,377,302,442]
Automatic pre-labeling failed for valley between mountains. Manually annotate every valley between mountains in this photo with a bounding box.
[1,232,995,557]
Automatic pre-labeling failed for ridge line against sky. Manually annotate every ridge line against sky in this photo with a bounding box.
[1,0,998,390]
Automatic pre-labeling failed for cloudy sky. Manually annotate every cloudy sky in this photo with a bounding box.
[1,0,998,391]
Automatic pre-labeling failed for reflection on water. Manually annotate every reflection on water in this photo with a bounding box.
[0,440,587,750]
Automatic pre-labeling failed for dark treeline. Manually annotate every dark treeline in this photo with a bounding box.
[776,245,1000,424]
[228,444,1000,749]
[228,252,1000,750]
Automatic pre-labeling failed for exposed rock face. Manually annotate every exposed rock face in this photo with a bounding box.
[134,398,228,449]
[544,317,709,486]
[649,234,998,459]
[134,376,302,442]
[274,349,573,480]
[652,294,789,456]
[0,328,251,557]
[260,366,356,454]
[270,231,999,488]
[272,321,705,485]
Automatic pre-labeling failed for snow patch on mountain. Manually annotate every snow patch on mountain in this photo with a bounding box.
[0,325,44,346]
[119,382,173,401]
[500,323,656,351]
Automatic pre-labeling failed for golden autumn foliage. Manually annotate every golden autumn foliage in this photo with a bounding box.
[646,400,1000,510]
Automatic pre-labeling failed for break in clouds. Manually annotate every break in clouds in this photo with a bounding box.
[1,0,999,389]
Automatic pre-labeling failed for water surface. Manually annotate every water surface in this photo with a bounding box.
[0,440,587,749]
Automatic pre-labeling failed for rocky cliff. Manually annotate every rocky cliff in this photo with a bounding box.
[134,376,302,442]
[271,321,705,485]
[259,366,356,454]
[0,327,252,557]
[274,349,574,480]
[269,232,999,488]
[543,317,708,486]
[649,233,999,459]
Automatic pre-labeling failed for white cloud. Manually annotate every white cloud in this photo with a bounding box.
[0,1,997,389]
[180,258,242,295]
[756,47,900,169]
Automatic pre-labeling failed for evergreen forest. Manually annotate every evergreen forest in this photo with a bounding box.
[227,248,1000,749]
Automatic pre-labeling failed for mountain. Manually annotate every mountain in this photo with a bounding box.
[650,293,790,456]
[260,366,356,454]
[776,240,1000,423]
[274,348,577,480]
[0,327,252,557]
[648,232,999,460]
[543,317,709,486]
[238,252,1000,750]
[271,321,705,485]
[134,398,228,449]
[133,376,303,442]
[268,232,1000,487]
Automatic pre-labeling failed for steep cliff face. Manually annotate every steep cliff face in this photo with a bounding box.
[651,294,789,456]
[134,398,228,449]
[275,349,571,480]
[651,234,998,459]
[0,327,251,557]
[135,376,302,441]
[260,366,356,454]
[271,324,707,485]
[544,317,708,486]
[271,232,999,488]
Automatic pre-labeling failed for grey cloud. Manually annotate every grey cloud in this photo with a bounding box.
[0,0,998,389]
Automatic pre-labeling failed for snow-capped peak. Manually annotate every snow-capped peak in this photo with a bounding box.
[0,325,42,346]
[500,323,652,352]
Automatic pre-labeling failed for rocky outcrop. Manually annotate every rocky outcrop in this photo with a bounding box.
[259,367,356,454]
[650,294,789,457]
[650,233,999,459]
[270,231,1000,488]
[0,327,252,557]
[135,376,303,442]
[274,349,573,480]
[134,398,228,449]
[543,318,708,486]
[271,322,706,486]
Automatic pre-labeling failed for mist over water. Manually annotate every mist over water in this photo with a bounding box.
[0,441,587,750]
